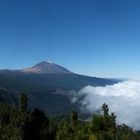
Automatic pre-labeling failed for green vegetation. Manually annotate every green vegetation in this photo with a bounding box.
[0,71,119,117]
[0,94,140,140]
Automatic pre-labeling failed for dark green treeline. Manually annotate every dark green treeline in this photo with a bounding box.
[0,93,140,140]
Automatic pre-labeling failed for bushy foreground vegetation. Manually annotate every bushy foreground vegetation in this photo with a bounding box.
[0,93,140,140]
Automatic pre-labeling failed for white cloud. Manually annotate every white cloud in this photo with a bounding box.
[75,80,140,130]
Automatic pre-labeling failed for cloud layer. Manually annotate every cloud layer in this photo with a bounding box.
[75,80,140,130]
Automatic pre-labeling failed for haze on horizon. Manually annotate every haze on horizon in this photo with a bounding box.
[0,0,140,79]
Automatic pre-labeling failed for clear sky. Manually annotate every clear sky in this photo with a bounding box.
[0,0,140,79]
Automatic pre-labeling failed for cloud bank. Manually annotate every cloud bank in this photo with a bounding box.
[75,80,140,130]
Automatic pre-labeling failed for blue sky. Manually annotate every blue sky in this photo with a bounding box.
[0,0,140,79]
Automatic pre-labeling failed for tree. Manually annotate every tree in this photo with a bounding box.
[19,93,28,113]
[102,103,109,117]
[23,108,49,140]
[71,111,78,130]
[111,113,117,140]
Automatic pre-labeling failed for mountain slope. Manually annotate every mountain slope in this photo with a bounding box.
[23,61,72,74]
[0,71,118,92]
[0,61,120,116]
[0,88,17,105]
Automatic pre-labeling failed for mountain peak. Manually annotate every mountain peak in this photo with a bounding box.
[33,61,55,67]
[46,60,53,64]
[23,61,73,74]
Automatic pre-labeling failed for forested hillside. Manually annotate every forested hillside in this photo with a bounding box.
[0,93,139,140]
[0,67,118,117]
